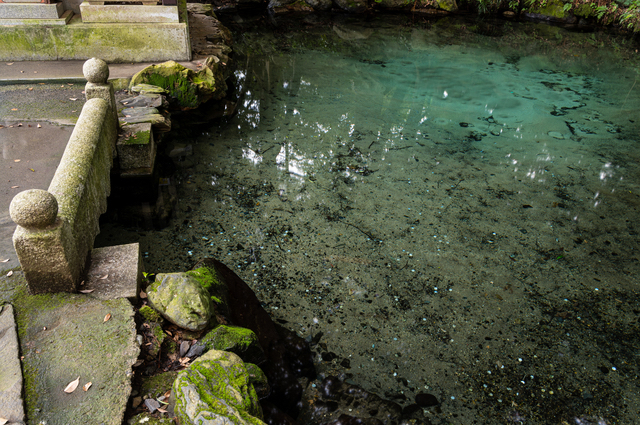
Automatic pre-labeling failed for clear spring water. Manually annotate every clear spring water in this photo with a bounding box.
[100,15,640,423]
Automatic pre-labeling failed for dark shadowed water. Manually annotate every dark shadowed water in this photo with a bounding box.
[98,14,640,424]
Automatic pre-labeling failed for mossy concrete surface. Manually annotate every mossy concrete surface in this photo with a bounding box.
[0,16,190,62]
[0,271,140,425]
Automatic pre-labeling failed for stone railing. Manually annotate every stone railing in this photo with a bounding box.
[9,59,118,294]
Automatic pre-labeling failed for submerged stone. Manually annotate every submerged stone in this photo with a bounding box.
[173,350,265,425]
[147,273,215,332]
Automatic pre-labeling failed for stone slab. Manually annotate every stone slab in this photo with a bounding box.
[80,2,178,22]
[13,288,140,425]
[83,242,141,302]
[0,2,63,18]
[0,304,25,425]
[0,9,72,25]
[117,122,156,170]
[0,16,191,62]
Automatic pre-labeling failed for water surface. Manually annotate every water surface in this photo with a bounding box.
[100,15,640,423]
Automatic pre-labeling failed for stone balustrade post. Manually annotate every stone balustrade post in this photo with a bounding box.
[10,189,80,293]
[83,57,119,148]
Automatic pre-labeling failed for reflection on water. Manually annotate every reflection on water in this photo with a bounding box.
[101,15,640,423]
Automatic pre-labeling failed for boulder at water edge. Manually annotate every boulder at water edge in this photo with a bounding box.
[147,272,215,332]
[173,350,266,425]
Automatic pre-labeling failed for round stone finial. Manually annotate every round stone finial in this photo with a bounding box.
[10,189,58,229]
[83,58,109,84]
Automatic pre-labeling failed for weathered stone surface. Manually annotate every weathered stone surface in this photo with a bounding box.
[117,122,155,170]
[0,21,191,62]
[83,242,142,302]
[173,350,265,425]
[129,59,227,110]
[13,288,139,425]
[196,324,265,364]
[120,113,171,132]
[130,83,168,94]
[0,2,63,18]
[80,3,179,23]
[83,57,109,84]
[0,304,25,425]
[120,94,167,109]
[147,272,215,331]
[9,189,58,229]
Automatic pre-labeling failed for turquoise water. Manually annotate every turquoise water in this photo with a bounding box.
[102,15,640,423]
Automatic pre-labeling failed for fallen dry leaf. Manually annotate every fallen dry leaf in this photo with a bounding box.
[28,87,33,91]
[79,289,95,294]
[0,417,8,425]
[6,271,13,277]
[11,186,19,189]
[82,382,92,391]
[11,108,17,111]
[80,280,85,286]
[99,274,108,279]
[104,313,111,322]
[64,377,80,393]
[69,98,78,101]
[157,407,168,413]
[14,159,20,162]
[1,259,9,263]
[37,124,42,128]
[6,62,13,65]
[139,290,147,299]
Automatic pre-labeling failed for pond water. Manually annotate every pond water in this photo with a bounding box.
[99,14,640,424]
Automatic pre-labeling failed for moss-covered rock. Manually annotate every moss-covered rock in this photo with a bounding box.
[436,0,458,12]
[525,0,576,22]
[244,363,269,399]
[140,371,179,399]
[128,58,227,110]
[147,273,215,332]
[139,305,163,323]
[186,266,231,319]
[173,350,265,425]
[199,325,265,364]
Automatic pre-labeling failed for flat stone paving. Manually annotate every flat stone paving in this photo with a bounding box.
[0,271,140,425]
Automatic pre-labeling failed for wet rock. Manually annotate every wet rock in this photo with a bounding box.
[172,350,265,424]
[196,324,266,364]
[146,272,215,332]
[129,59,227,110]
